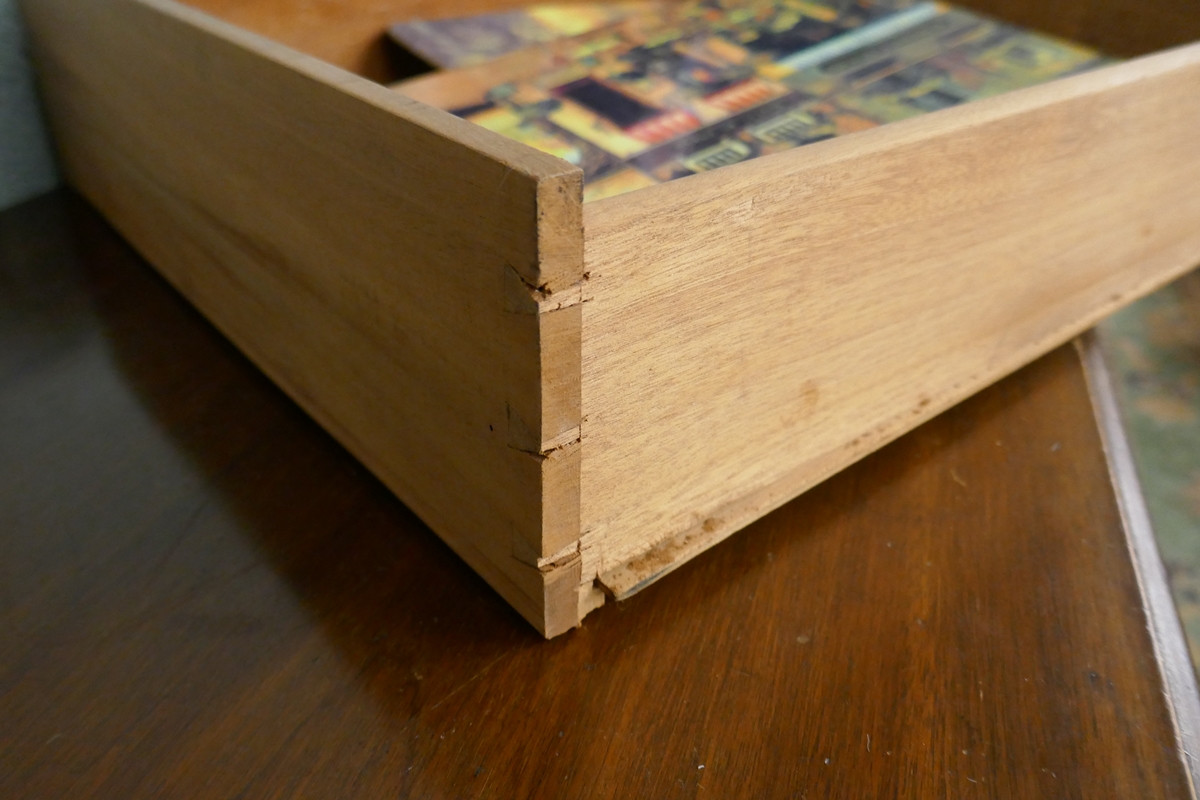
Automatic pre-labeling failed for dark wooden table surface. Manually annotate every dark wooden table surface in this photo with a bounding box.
[1,190,1196,798]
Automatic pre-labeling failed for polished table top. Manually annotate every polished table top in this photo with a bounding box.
[1,191,1195,797]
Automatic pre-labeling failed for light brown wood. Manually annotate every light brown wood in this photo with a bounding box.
[176,0,1200,84]
[20,0,587,636]
[2,191,1195,797]
[21,0,1200,636]
[180,0,606,81]
[959,0,1200,60]
[578,44,1200,602]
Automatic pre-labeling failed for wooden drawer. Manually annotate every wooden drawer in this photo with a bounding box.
[19,0,1200,636]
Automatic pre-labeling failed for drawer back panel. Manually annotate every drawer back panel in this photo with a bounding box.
[959,0,1200,57]
[180,0,610,80]
[178,0,1200,83]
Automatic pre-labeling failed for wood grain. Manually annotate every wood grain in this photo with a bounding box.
[23,0,1200,632]
[579,44,1200,600]
[959,0,1200,59]
[179,0,604,81]
[0,190,1192,798]
[19,0,587,635]
[173,0,1200,82]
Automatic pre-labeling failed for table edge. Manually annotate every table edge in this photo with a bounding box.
[1080,330,1200,798]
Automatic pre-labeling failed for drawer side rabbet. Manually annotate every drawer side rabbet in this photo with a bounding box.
[19,0,587,637]
[580,43,1200,610]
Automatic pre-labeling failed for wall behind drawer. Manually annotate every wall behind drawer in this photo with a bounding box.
[1,0,56,210]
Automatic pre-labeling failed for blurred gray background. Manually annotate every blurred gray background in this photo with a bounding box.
[1,0,58,211]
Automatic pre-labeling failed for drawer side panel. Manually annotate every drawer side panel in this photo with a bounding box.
[21,0,585,634]
[582,44,1200,598]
